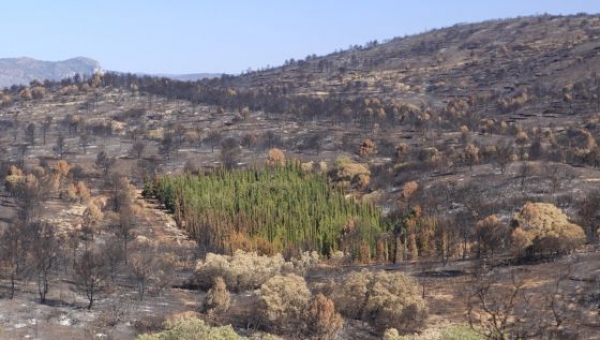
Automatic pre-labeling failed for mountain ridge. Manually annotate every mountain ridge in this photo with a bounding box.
[136,72,222,81]
[226,13,600,104]
[0,56,103,88]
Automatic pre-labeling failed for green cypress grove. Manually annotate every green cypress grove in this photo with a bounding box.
[147,163,383,258]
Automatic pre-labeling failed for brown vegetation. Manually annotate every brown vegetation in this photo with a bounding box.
[333,270,427,335]
[2,12,600,340]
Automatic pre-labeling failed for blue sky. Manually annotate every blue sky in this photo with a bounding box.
[3,1,600,74]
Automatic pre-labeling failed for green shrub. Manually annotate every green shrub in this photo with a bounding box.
[137,315,245,340]
[439,324,482,340]
[381,328,408,340]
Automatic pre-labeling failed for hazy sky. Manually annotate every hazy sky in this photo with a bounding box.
[3,1,600,74]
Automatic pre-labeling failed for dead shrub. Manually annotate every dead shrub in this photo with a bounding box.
[203,276,230,313]
[132,312,168,335]
[329,158,371,191]
[267,148,286,166]
[304,293,343,340]
[359,138,377,158]
[31,86,46,99]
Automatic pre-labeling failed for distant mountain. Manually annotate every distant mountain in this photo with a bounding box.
[0,57,102,89]
[108,71,222,82]
[153,73,222,81]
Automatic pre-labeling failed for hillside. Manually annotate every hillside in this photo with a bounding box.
[222,14,600,126]
[236,14,600,93]
[1,13,600,340]
[0,57,102,89]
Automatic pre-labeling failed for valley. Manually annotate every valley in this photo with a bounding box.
[1,13,600,340]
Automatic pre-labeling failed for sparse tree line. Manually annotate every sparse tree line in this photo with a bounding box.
[5,69,600,179]
[0,158,178,310]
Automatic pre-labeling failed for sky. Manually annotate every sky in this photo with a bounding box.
[3,1,600,75]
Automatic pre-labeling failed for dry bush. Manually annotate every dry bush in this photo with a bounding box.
[355,173,371,190]
[0,94,13,106]
[315,161,328,172]
[267,148,286,166]
[328,250,351,265]
[111,120,125,134]
[203,276,230,313]
[515,130,528,145]
[7,164,22,176]
[192,250,285,292]
[285,250,320,275]
[132,313,169,336]
[476,215,510,257]
[193,250,319,292]
[76,181,91,203]
[257,274,311,335]
[82,203,104,227]
[248,333,284,340]
[463,144,480,167]
[511,202,585,255]
[64,182,79,202]
[60,85,78,95]
[31,86,46,99]
[80,82,91,92]
[304,293,343,340]
[382,328,402,340]
[301,161,315,172]
[399,181,419,207]
[359,138,377,158]
[19,87,32,101]
[329,158,371,190]
[395,143,410,163]
[300,160,327,173]
[417,147,441,163]
[333,269,427,334]
[146,128,165,141]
